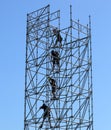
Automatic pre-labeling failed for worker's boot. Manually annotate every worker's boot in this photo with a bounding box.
[39,124,43,128]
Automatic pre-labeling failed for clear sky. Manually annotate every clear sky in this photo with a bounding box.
[0,0,111,130]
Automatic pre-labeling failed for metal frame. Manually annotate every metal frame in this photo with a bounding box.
[24,5,93,130]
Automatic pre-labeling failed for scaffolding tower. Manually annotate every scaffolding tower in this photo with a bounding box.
[24,5,93,130]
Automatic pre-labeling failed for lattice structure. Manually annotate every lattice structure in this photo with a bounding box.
[24,5,93,130]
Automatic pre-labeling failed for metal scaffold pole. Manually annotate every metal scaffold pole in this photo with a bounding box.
[24,5,94,130]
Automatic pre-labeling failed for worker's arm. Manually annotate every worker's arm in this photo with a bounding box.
[39,105,43,109]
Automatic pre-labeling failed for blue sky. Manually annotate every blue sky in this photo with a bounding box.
[0,0,111,130]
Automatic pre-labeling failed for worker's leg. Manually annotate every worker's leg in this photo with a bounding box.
[56,60,60,72]
[39,116,45,128]
[52,86,56,98]
[48,114,52,128]
[52,91,56,99]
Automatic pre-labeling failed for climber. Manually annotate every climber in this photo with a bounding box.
[48,77,57,99]
[39,103,52,128]
[53,29,62,47]
[51,50,60,71]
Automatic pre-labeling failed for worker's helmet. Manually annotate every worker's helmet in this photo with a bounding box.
[48,76,51,80]
[51,50,54,54]
[48,76,53,80]
[53,28,57,34]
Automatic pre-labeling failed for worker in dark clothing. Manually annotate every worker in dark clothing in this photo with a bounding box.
[53,29,62,47]
[48,77,57,99]
[39,103,52,128]
[51,50,60,71]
